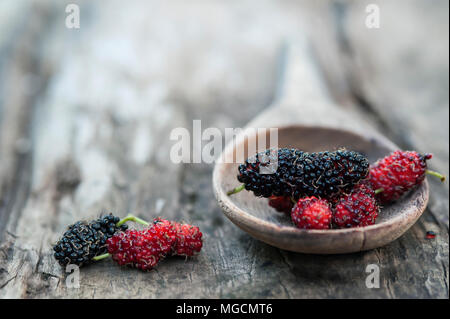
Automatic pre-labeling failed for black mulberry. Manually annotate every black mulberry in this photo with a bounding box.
[232,148,369,200]
[53,214,128,267]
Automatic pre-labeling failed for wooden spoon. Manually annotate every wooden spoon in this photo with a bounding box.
[212,40,429,254]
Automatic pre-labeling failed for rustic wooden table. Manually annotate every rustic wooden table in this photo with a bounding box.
[0,0,448,298]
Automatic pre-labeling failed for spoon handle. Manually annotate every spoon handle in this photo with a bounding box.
[275,39,332,107]
[241,38,397,151]
[244,37,347,130]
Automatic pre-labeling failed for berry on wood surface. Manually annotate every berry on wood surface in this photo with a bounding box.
[105,217,203,271]
[333,183,380,228]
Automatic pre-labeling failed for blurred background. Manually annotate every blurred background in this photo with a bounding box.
[0,0,448,298]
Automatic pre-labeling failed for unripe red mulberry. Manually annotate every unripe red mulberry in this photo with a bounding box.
[172,222,203,256]
[106,218,203,270]
[369,151,444,204]
[268,196,294,215]
[333,183,380,228]
[291,197,332,230]
[53,214,127,267]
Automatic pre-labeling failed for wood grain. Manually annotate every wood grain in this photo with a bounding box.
[0,0,447,298]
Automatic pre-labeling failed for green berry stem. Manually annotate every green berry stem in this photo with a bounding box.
[116,214,150,227]
[374,188,384,195]
[290,197,297,205]
[92,253,110,261]
[227,184,245,196]
[425,169,446,182]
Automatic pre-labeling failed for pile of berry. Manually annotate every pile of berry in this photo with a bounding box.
[53,215,202,271]
[232,149,445,229]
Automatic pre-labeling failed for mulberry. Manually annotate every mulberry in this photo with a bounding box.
[53,214,127,267]
[291,197,332,229]
[369,151,445,204]
[268,196,294,215]
[231,148,369,200]
[106,218,203,271]
[333,183,380,228]
[172,221,203,256]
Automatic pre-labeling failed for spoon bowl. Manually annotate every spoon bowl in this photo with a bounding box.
[212,125,429,254]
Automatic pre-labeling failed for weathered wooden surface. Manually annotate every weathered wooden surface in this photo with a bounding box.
[0,0,448,298]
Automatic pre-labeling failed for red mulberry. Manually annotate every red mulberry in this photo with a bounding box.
[172,221,203,256]
[268,196,294,215]
[106,218,203,270]
[333,183,380,228]
[291,197,332,229]
[369,151,445,204]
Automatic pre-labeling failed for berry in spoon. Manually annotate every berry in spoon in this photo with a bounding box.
[333,183,380,228]
[291,196,332,230]
[369,151,445,204]
[229,148,370,201]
